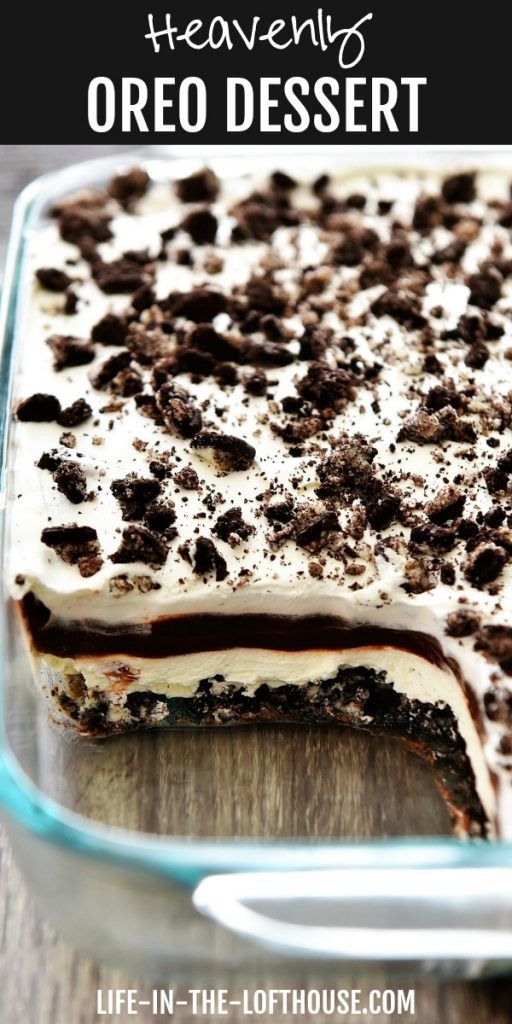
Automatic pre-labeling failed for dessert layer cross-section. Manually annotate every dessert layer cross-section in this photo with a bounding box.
[9,160,512,837]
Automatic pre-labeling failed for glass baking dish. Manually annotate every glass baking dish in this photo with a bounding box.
[1,147,512,982]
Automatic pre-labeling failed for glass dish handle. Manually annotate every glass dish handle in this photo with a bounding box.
[193,867,512,961]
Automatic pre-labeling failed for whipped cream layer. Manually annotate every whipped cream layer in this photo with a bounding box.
[8,161,512,831]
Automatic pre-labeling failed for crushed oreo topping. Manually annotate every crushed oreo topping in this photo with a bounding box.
[446,610,481,637]
[213,507,255,544]
[297,362,356,411]
[91,350,132,390]
[92,313,129,346]
[143,500,177,536]
[111,474,162,521]
[181,208,218,245]
[156,382,203,437]
[441,172,477,204]
[294,509,341,549]
[53,461,89,504]
[92,255,153,295]
[57,398,92,427]
[191,430,256,472]
[36,267,74,292]
[476,626,512,675]
[192,536,228,581]
[17,393,61,422]
[175,167,219,203]
[46,334,95,371]
[397,407,476,445]
[426,485,466,525]
[468,268,502,310]
[108,168,150,208]
[41,524,102,577]
[170,287,227,322]
[465,542,508,588]
[110,525,168,566]
[174,466,200,490]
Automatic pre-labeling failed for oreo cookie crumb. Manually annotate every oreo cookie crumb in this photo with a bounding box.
[441,172,477,204]
[17,393,61,422]
[46,334,95,371]
[191,430,256,472]
[213,507,254,544]
[108,168,150,208]
[41,524,102,576]
[111,525,168,566]
[53,461,88,504]
[36,267,74,292]
[175,167,219,203]
[181,208,218,245]
[156,382,203,438]
[193,536,228,581]
[465,542,508,587]
[92,313,128,346]
[57,398,92,427]
[111,474,162,521]
[174,466,200,490]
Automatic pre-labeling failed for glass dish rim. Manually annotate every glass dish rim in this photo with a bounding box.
[1,145,512,885]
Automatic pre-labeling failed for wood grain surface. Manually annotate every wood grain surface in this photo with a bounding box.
[0,145,511,1024]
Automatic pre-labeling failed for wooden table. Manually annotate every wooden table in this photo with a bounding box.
[0,145,511,1024]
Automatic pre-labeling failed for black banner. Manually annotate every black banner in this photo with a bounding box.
[1,1,508,143]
